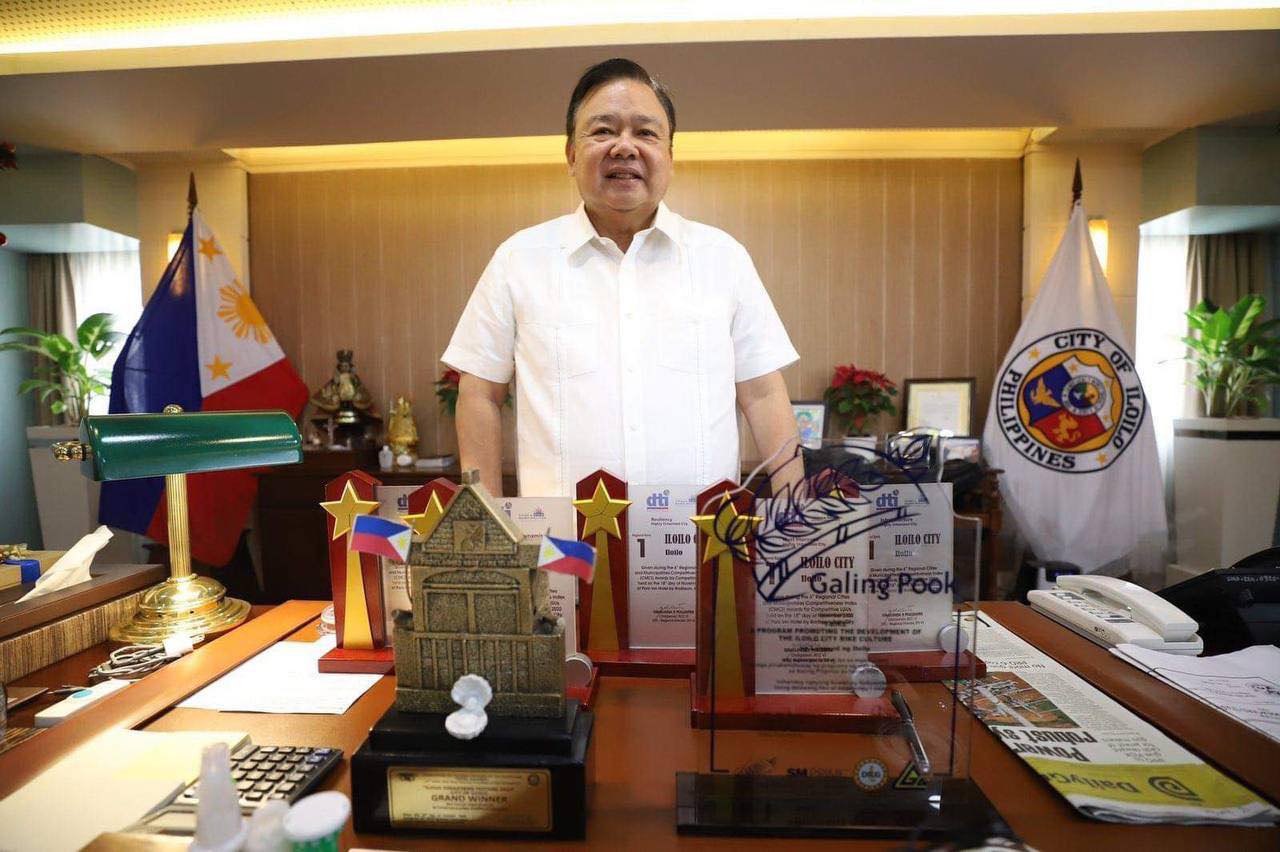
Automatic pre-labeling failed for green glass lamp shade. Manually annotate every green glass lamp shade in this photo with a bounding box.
[75,410,302,481]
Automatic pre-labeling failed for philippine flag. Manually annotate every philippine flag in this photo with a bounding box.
[99,209,308,565]
[349,515,413,562]
[537,535,596,582]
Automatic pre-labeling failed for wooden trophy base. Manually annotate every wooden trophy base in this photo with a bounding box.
[318,645,395,674]
[689,650,985,732]
[590,648,695,679]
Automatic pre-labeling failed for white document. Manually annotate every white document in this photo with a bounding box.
[177,636,379,714]
[498,496,578,653]
[627,484,700,648]
[0,728,246,852]
[1110,643,1280,744]
[754,483,955,693]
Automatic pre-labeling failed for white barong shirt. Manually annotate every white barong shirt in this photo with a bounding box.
[442,203,798,497]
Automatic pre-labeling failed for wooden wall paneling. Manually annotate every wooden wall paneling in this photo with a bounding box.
[248,158,1023,473]
[939,163,972,392]
[968,161,999,422]
[912,160,943,381]
[995,160,1025,435]
[827,163,858,410]
[884,160,915,393]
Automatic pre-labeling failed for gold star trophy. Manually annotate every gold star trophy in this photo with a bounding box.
[573,471,630,657]
[319,470,393,673]
[691,481,761,704]
[572,469,699,677]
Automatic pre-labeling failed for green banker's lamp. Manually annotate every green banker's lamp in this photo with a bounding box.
[52,405,303,642]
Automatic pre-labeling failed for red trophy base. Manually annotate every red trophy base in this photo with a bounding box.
[318,646,395,675]
[689,650,985,732]
[590,647,696,679]
[566,664,603,712]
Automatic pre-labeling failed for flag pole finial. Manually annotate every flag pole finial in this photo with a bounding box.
[1071,159,1082,206]
[187,173,198,218]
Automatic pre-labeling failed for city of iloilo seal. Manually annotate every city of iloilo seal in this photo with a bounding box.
[994,328,1146,473]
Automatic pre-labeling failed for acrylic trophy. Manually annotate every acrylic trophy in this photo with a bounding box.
[574,469,695,677]
[677,438,1013,841]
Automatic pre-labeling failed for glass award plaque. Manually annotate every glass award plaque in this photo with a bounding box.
[677,440,1015,841]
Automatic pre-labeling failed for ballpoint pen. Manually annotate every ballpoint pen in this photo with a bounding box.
[891,689,931,776]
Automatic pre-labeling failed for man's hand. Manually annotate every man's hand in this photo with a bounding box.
[736,370,803,499]
[455,372,509,496]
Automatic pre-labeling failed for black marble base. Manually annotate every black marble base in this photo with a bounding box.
[352,701,593,839]
[676,773,1016,842]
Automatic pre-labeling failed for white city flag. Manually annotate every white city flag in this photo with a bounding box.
[982,200,1167,576]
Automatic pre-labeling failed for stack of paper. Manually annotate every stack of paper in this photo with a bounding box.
[178,635,380,714]
[1111,643,1280,744]
[0,728,247,851]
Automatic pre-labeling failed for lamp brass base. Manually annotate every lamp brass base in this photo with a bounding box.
[109,574,250,643]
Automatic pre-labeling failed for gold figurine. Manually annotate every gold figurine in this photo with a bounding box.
[386,396,419,459]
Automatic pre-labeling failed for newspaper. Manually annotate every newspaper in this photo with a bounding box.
[953,612,1279,826]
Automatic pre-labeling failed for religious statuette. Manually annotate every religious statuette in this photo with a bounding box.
[308,350,381,448]
[386,396,420,461]
[351,471,594,839]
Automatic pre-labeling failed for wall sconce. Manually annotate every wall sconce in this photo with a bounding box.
[166,231,184,261]
[1087,216,1109,275]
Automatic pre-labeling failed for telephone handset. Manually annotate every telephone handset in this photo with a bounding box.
[1029,574,1204,655]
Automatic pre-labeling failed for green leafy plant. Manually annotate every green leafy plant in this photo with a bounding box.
[0,313,123,424]
[1183,295,1280,417]
[823,364,898,436]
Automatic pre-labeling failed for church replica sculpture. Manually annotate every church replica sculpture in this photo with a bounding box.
[352,472,593,839]
[392,473,564,717]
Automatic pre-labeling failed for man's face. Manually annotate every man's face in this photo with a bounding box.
[566,78,673,221]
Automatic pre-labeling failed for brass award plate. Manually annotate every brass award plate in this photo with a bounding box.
[387,766,553,832]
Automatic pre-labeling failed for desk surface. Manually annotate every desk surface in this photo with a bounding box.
[4,601,1278,851]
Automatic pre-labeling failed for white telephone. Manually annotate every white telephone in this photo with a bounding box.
[1028,575,1204,655]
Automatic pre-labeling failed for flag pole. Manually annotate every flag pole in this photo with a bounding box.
[187,172,198,218]
[1071,159,1082,207]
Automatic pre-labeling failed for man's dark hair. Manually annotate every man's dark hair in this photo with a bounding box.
[565,58,676,142]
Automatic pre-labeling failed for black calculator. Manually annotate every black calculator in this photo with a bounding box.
[175,743,343,811]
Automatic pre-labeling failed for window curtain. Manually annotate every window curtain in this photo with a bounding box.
[24,254,77,426]
[66,252,143,415]
[1185,232,1275,416]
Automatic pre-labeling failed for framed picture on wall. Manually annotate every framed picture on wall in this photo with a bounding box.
[902,377,976,435]
[791,401,826,450]
[940,436,982,464]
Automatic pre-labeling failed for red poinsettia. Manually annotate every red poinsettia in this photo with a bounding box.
[434,368,511,416]
[823,363,898,436]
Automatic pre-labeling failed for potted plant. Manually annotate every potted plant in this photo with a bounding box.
[1170,294,1280,585]
[435,368,512,416]
[1183,295,1280,417]
[0,313,123,551]
[0,312,122,425]
[823,364,898,455]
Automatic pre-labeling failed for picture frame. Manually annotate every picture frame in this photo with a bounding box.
[790,401,826,450]
[902,377,976,435]
[940,436,983,464]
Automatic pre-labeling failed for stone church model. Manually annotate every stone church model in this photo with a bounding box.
[392,474,565,717]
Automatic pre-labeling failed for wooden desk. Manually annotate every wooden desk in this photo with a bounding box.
[3,601,1277,851]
